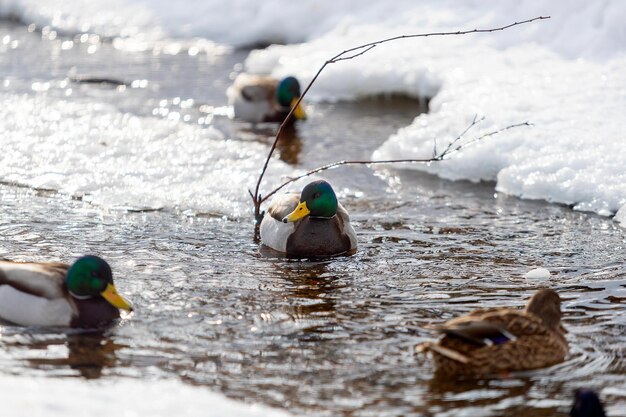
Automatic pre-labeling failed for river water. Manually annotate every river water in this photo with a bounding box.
[1,20,626,416]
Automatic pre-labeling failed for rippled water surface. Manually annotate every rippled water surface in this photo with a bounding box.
[1,20,626,417]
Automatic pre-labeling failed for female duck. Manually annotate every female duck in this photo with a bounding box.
[227,74,307,123]
[260,180,357,257]
[416,288,568,376]
[0,255,132,328]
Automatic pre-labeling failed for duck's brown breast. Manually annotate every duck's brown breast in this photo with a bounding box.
[70,297,121,329]
[286,216,352,257]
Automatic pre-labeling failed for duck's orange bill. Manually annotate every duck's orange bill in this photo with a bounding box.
[283,201,310,223]
[101,283,133,311]
[291,98,307,120]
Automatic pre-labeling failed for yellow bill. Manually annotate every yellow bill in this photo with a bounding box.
[291,98,307,120]
[101,283,133,311]
[283,201,310,223]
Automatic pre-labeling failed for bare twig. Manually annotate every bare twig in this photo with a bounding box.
[249,16,550,220]
[334,45,377,62]
[258,120,531,204]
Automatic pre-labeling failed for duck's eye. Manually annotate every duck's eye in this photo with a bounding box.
[313,192,321,199]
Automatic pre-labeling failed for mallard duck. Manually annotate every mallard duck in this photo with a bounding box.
[260,180,357,257]
[227,73,307,123]
[416,288,568,377]
[571,388,606,417]
[0,255,132,328]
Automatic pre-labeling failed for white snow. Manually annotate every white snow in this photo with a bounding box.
[0,0,161,41]
[243,1,626,217]
[0,93,294,217]
[0,0,422,48]
[616,206,626,227]
[524,268,552,280]
[1,0,625,217]
[0,375,292,417]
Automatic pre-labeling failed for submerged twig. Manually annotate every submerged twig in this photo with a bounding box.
[249,16,550,220]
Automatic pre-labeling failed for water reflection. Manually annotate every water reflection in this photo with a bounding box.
[232,123,303,165]
[277,262,339,325]
[275,124,302,165]
[425,377,565,417]
[26,332,123,379]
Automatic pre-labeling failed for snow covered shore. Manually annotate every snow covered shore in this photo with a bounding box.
[0,375,292,417]
[1,0,625,217]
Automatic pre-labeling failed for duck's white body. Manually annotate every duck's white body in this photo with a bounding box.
[0,261,74,327]
[260,193,299,252]
[0,286,74,326]
[227,74,278,123]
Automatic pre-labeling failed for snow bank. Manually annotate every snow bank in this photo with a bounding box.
[0,93,294,217]
[0,0,161,40]
[373,50,626,216]
[0,0,429,48]
[244,1,626,216]
[4,0,625,58]
[2,0,626,216]
[0,375,292,417]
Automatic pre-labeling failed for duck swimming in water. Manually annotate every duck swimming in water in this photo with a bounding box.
[416,288,568,377]
[227,74,307,123]
[260,180,357,257]
[0,255,132,328]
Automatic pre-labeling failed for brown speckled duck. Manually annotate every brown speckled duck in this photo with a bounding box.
[416,289,568,377]
[260,180,357,257]
[0,255,132,328]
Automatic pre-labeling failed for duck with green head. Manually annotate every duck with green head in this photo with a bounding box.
[0,255,132,328]
[260,180,357,257]
[416,288,568,377]
[227,73,307,123]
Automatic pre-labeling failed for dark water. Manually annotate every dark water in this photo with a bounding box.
[1,20,626,417]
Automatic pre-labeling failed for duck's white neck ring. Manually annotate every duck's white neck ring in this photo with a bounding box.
[69,291,91,300]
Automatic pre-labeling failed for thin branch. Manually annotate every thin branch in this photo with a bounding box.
[328,16,549,60]
[445,121,531,157]
[258,121,531,204]
[439,114,483,156]
[333,45,377,62]
[250,16,550,219]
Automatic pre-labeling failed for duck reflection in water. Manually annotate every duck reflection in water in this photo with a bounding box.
[236,123,302,166]
[275,124,302,165]
[27,332,124,379]
[265,261,346,340]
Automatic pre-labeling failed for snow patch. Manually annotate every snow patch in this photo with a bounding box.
[524,268,552,280]
[2,1,626,217]
[0,93,295,217]
[241,1,626,217]
[0,376,292,417]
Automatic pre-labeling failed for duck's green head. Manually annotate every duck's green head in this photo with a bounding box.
[66,255,133,311]
[283,180,338,223]
[277,76,306,120]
